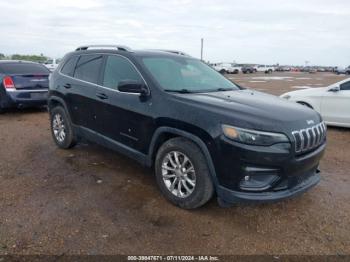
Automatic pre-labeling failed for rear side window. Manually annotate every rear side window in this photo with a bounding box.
[102,55,142,89]
[0,63,49,74]
[74,55,103,84]
[61,56,79,76]
[340,81,350,91]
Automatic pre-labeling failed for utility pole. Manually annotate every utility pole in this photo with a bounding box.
[200,38,204,61]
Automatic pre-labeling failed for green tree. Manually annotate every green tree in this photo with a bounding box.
[0,53,5,60]
[11,54,48,63]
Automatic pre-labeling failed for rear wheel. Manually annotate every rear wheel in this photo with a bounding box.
[219,69,226,74]
[50,106,76,149]
[155,137,214,209]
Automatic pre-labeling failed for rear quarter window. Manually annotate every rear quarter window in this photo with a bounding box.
[73,55,103,84]
[0,63,49,74]
[61,56,79,77]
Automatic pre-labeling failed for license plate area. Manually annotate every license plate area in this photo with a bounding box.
[31,92,48,99]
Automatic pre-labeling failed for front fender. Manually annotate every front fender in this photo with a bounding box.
[147,127,219,187]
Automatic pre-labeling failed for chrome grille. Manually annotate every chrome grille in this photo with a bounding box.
[292,122,326,153]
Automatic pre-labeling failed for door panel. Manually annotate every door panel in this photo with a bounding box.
[321,87,350,125]
[64,54,103,130]
[66,78,97,129]
[94,88,155,153]
[95,55,155,154]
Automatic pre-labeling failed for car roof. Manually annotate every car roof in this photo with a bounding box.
[71,48,193,59]
[0,60,39,64]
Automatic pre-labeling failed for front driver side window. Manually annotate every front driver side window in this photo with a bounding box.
[103,55,142,89]
[340,81,350,91]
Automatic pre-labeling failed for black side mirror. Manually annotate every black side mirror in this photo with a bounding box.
[328,86,340,92]
[118,80,149,96]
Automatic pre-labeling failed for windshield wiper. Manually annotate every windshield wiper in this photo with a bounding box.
[164,89,193,94]
[215,88,235,92]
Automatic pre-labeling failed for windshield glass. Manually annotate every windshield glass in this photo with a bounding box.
[141,57,239,92]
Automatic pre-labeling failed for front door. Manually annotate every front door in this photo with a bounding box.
[94,55,155,154]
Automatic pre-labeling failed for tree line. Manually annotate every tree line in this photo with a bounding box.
[0,53,48,63]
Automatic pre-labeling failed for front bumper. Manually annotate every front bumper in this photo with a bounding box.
[217,169,320,205]
[0,89,48,108]
[213,135,326,205]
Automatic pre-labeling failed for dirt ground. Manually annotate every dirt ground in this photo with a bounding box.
[0,72,349,255]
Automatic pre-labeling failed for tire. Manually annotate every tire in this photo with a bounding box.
[155,137,214,209]
[219,69,226,74]
[50,106,76,149]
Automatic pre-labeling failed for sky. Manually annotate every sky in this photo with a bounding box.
[0,0,349,67]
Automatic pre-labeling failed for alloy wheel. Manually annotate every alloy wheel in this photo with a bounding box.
[52,113,66,143]
[161,151,196,198]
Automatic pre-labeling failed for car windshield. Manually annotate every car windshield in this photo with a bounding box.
[141,56,239,93]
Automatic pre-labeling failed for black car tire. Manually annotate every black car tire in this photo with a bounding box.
[0,97,3,113]
[219,69,226,74]
[50,106,76,149]
[155,137,214,209]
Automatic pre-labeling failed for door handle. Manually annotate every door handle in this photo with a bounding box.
[63,83,72,89]
[96,92,108,100]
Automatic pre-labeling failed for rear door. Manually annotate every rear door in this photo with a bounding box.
[61,54,103,130]
[321,80,350,125]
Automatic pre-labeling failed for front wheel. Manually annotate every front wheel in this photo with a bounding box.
[50,106,76,149]
[155,137,214,209]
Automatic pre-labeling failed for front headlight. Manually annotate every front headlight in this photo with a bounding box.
[222,125,289,146]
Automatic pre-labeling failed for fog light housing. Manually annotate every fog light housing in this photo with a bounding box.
[239,174,279,191]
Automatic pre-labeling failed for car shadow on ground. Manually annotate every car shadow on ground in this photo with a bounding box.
[0,106,47,116]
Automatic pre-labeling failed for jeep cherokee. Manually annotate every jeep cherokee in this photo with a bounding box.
[48,45,326,209]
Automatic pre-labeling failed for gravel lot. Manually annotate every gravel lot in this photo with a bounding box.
[0,72,349,255]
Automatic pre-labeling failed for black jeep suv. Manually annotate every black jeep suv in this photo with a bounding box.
[48,45,326,209]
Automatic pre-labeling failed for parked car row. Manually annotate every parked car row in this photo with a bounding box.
[211,62,344,74]
[211,63,276,74]
[335,66,350,75]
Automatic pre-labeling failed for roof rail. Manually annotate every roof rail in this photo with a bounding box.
[153,49,191,57]
[75,45,132,52]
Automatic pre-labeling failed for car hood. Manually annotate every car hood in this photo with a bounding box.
[171,89,321,132]
[281,87,327,97]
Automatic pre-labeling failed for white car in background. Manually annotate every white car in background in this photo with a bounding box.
[280,78,350,127]
[256,65,275,74]
[43,58,60,72]
[213,63,241,74]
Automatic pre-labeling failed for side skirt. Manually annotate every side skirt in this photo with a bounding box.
[76,125,149,166]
